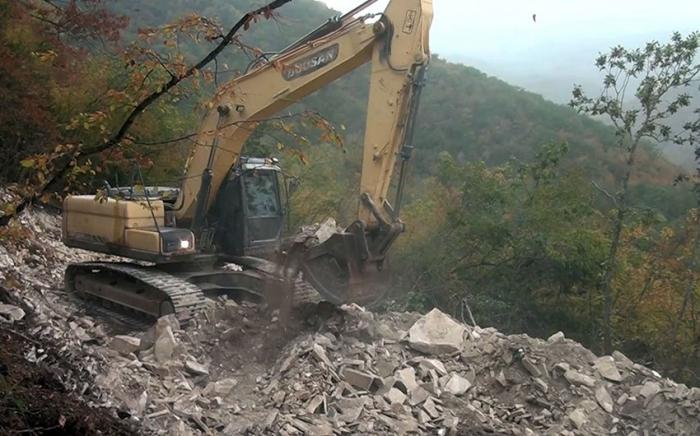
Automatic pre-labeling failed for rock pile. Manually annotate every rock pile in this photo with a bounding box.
[229,305,700,436]
[1,207,700,436]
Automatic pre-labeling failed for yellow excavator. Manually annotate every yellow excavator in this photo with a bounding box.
[60,0,433,326]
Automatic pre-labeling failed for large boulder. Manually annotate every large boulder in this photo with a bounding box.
[406,308,466,355]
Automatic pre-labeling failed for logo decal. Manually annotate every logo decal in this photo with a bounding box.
[402,10,417,34]
[282,43,340,81]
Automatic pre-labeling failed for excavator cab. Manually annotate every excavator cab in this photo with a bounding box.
[211,157,287,258]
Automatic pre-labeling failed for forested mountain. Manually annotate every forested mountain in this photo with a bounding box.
[101,0,694,219]
[4,0,700,387]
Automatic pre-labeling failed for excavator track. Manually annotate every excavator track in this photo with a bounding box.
[65,262,207,328]
[65,259,321,329]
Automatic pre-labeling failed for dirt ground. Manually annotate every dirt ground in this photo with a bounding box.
[0,290,140,436]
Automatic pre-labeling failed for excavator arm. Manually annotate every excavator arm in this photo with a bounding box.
[174,0,433,304]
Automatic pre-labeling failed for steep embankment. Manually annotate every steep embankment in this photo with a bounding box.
[0,206,699,435]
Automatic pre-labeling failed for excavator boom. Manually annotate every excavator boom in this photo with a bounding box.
[174,0,433,304]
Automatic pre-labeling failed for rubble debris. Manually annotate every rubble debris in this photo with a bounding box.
[2,207,700,436]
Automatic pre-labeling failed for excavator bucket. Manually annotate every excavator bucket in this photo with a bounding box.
[282,228,392,305]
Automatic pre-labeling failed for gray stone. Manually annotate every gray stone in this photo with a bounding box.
[306,394,325,414]
[406,308,466,355]
[185,360,209,376]
[547,331,565,342]
[154,326,176,363]
[384,388,407,405]
[612,350,634,368]
[211,378,238,397]
[0,303,25,322]
[496,370,508,387]
[533,377,549,393]
[445,374,471,396]
[423,398,440,419]
[639,381,661,398]
[336,398,366,423]
[594,356,622,382]
[409,386,431,405]
[522,357,542,377]
[312,343,334,368]
[420,358,448,376]
[395,367,418,392]
[569,408,586,429]
[564,369,596,388]
[595,385,614,413]
[111,335,141,355]
[173,398,200,419]
[376,356,399,377]
[616,393,629,405]
[342,367,378,391]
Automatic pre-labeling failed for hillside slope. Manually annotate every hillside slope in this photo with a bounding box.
[109,0,684,190]
[1,206,699,435]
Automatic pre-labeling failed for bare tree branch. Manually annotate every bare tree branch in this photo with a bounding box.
[589,179,619,208]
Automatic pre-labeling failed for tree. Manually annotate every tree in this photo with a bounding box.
[569,31,700,354]
[1,0,347,224]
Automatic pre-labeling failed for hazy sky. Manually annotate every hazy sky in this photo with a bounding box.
[318,0,700,72]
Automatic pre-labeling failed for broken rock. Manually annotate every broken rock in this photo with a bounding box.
[444,373,471,396]
[564,369,596,388]
[0,303,25,322]
[547,331,565,342]
[385,387,407,405]
[420,358,448,376]
[594,355,622,382]
[406,308,466,355]
[569,408,586,429]
[185,360,209,376]
[153,326,177,363]
[639,381,661,398]
[342,367,378,391]
[595,385,614,413]
[110,335,140,355]
[395,367,418,392]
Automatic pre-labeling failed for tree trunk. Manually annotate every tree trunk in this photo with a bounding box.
[600,141,639,355]
[671,216,700,346]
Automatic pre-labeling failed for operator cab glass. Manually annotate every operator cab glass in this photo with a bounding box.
[241,167,284,247]
[212,157,286,257]
[243,170,280,218]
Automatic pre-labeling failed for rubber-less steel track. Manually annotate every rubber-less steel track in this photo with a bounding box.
[65,259,321,328]
[65,262,208,327]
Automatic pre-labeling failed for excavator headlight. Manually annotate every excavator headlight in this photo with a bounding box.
[158,228,196,253]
